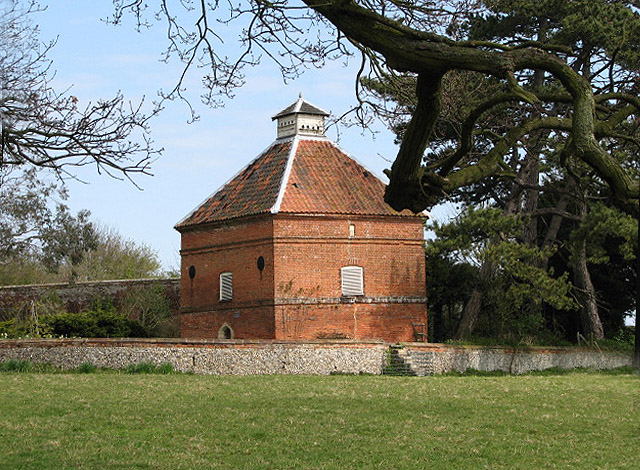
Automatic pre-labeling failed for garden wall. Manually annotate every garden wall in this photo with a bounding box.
[0,339,633,375]
[0,278,180,319]
[396,344,633,375]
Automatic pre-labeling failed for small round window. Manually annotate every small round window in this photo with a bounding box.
[257,256,265,271]
[188,265,196,279]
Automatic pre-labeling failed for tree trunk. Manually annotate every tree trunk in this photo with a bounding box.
[453,148,531,340]
[454,284,484,339]
[570,194,605,340]
[432,303,444,343]
[572,240,604,340]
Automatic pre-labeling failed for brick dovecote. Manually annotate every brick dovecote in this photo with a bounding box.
[176,97,428,342]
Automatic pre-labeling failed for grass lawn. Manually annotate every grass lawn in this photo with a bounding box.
[0,371,638,469]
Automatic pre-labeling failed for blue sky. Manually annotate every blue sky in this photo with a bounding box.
[33,1,452,271]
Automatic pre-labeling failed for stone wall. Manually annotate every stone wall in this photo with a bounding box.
[0,339,633,375]
[398,344,633,375]
[0,278,180,320]
[0,338,386,375]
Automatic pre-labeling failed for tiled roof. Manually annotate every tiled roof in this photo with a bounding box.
[176,137,417,229]
[176,142,291,228]
[278,140,407,216]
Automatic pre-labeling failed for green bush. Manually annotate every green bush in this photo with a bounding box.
[0,319,16,337]
[119,285,178,337]
[0,360,33,372]
[0,360,183,375]
[74,363,98,374]
[0,319,39,339]
[0,310,147,339]
[0,296,148,339]
[44,310,148,338]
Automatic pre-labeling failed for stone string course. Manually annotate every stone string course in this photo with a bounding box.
[0,339,633,375]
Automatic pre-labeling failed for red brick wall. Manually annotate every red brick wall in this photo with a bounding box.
[273,215,425,298]
[178,213,427,342]
[180,216,275,310]
[180,305,275,339]
[274,302,427,342]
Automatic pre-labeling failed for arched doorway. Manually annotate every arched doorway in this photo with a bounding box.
[218,324,233,339]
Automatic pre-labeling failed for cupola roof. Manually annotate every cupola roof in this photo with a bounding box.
[272,94,329,120]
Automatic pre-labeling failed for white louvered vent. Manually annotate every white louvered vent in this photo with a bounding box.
[341,266,364,296]
[219,272,233,301]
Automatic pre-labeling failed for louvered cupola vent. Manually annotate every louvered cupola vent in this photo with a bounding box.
[272,94,329,139]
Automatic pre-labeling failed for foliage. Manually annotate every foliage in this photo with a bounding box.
[0,168,99,283]
[0,257,51,286]
[123,362,174,374]
[573,202,638,265]
[75,362,98,374]
[0,302,148,339]
[39,208,98,282]
[60,225,162,282]
[0,359,34,372]
[425,253,477,342]
[0,216,163,286]
[444,333,572,348]
[598,327,636,352]
[0,283,177,339]
[0,360,181,374]
[0,374,637,468]
[426,207,576,341]
[119,284,178,337]
[44,309,148,339]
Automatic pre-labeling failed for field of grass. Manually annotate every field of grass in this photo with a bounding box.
[0,369,638,469]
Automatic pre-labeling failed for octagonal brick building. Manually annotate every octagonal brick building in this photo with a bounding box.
[175,96,427,342]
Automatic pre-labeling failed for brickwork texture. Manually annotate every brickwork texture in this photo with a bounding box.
[179,214,428,342]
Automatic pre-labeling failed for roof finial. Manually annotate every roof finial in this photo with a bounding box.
[298,92,303,99]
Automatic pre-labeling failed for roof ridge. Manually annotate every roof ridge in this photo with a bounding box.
[271,135,299,214]
[325,139,390,187]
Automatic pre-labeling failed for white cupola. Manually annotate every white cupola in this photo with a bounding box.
[271,94,330,139]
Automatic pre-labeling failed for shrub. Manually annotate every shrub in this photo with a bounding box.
[75,363,97,374]
[0,318,49,339]
[44,310,148,338]
[0,360,33,372]
[156,363,175,374]
[119,285,178,337]
[0,307,148,339]
[600,327,635,351]
[0,319,17,338]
